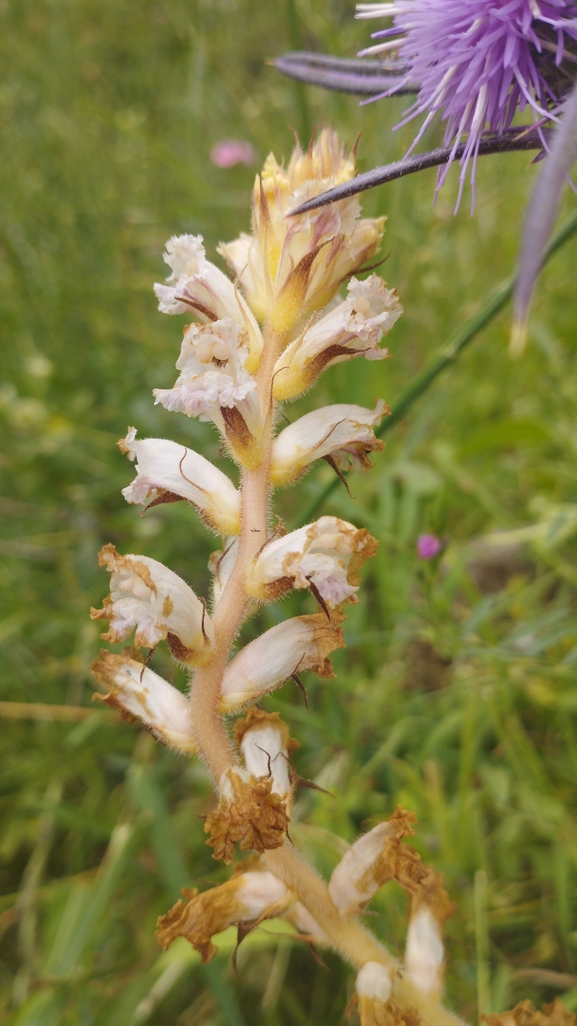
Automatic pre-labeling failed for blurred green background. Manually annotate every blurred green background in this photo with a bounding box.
[1,0,577,1023]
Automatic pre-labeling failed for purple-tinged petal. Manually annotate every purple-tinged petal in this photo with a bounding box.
[512,79,577,354]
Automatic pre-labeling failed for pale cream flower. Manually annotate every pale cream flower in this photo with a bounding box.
[153,318,265,468]
[405,906,445,997]
[271,401,387,486]
[234,708,299,796]
[218,128,385,333]
[91,650,196,754]
[220,611,345,712]
[154,233,262,370]
[119,428,241,536]
[156,870,293,961]
[245,515,378,607]
[329,821,395,915]
[90,544,214,664]
[273,275,402,401]
[356,962,393,1026]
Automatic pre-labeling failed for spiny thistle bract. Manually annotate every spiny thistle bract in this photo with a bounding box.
[90,129,574,1026]
[356,0,577,207]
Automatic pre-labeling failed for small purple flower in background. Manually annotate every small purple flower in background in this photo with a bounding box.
[210,140,256,169]
[417,533,442,559]
[356,0,577,210]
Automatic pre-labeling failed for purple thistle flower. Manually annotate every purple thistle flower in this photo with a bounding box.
[356,0,577,210]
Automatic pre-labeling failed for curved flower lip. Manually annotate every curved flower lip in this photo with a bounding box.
[152,319,265,469]
[245,514,378,608]
[272,276,401,402]
[90,544,214,664]
[119,428,241,536]
[220,611,346,712]
[271,400,388,486]
[154,234,262,370]
[91,650,197,754]
[218,128,386,329]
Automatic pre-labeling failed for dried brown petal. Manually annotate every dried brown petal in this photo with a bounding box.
[358,998,421,1026]
[155,871,292,962]
[482,1000,576,1026]
[205,768,289,863]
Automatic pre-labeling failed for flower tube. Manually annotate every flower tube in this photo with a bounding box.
[271,401,387,486]
[272,276,401,401]
[91,650,196,754]
[246,515,378,607]
[119,429,241,535]
[156,871,293,961]
[90,544,214,664]
[220,611,345,712]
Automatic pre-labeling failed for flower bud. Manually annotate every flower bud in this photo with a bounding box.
[329,808,418,914]
[204,767,289,863]
[271,401,387,487]
[245,515,377,607]
[156,870,293,961]
[356,962,393,1026]
[220,611,345,712]
[218,129,386,329]
[154,233,262,369]
[119,429,241,536]
[234,708,299,796]
[91,544,214,664]
[91,650,196,754]
[273,276,401,401]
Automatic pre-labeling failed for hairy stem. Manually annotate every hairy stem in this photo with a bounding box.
[264,843,465,1026]
[188,326,280,784]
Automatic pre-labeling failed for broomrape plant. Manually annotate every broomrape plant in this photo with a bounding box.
[90,129,573,1026]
